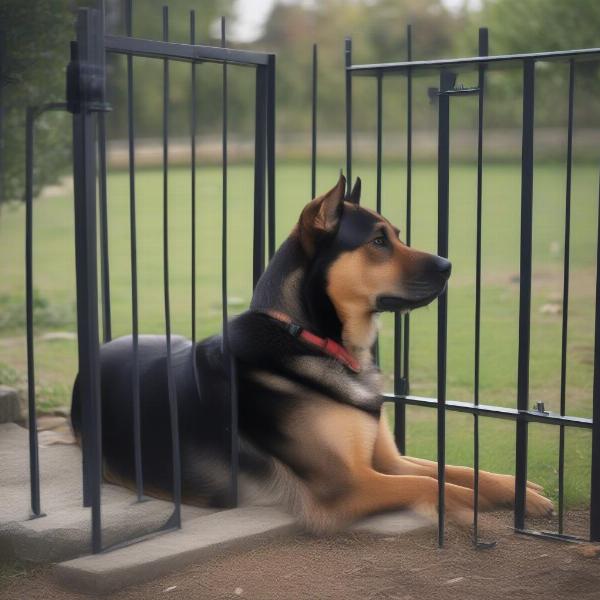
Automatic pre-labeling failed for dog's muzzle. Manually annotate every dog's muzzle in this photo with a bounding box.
[375,256,452,312]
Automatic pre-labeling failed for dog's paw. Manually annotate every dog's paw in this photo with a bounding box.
[525,488,554,518]
[414,482,483,527]
[526,479,544,493]
[478,472,548,510]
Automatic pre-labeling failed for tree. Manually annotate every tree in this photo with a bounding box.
[0,1,80,204]
[253,0,464,133]
[467,0,600,127]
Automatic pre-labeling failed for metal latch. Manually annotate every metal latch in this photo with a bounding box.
[428,72,480,104]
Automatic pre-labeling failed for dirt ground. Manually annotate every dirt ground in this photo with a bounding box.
[1,511,600,600]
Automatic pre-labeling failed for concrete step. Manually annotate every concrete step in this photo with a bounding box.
[0,423,210,562]
[2,497,213,563]
[54,506,296,594]
[53,508,433,594]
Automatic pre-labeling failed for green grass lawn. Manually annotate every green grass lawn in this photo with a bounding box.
[0,160,597,525]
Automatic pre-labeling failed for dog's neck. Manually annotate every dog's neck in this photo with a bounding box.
[250,235,377,366]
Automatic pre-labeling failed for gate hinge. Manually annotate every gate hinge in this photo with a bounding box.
[66,41,111,114]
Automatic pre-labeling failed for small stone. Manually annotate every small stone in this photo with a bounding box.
[164,585,177,592]
[445,577,465,585]
[234,587,243,595]
[38,429,76,446]
[36,415,69,431]
[0,386,22,423]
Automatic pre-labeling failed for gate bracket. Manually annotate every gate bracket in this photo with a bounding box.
[428,71,480,104]
[66,41,112,115]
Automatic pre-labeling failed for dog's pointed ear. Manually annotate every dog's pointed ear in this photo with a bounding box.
[347,177,361,205]
[298,173,346,256]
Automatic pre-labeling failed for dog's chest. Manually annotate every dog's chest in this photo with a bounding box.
[287,355,383,412]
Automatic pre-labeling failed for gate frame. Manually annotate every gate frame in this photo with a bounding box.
[342,28,600,546]
[63,5,275,554]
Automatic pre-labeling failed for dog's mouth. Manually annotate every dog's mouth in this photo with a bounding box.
[375,283,448,313]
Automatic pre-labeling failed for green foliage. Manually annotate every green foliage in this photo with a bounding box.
[36,382,72,412]
[465,0,600,127]
[0,362,22,386]
[0,290,75,333]
[0,0,80,203]
[479,0,600,54]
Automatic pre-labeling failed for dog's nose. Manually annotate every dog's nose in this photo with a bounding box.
[433,256,452,277]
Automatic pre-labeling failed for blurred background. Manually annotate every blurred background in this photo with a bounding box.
[1,0,599,529]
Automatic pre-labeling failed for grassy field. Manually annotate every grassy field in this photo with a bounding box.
[0,160,597,524]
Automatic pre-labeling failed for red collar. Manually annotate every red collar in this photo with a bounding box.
[265,310,361,374]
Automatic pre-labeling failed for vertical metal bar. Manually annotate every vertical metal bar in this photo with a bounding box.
[98,114,111,343]
[266,54,276,259]
[558,60,575,535]
[25,106,42,518]
[311,43,317,199]
[376,73,383,214]
[373,70,383,370]
[514,59,536,532]
[190,10,197,343]
[70,40,92,511]
[125,0,143,503]
[473,26,488,545]
[590,170,600,542]
[344,37,352,195]
[97,0,110,344]
[221,16,229,358]
[71,8,103,553]
[0,31,5,207]
[393,317,405,454]
[221,17,238,508]
[162,5,182,527]
[437,70,453,548]
[253,65,267,288]
[398,24,413,453]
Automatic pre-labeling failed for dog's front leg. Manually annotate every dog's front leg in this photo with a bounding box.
[372,413,553,517]
[333,468,478,525]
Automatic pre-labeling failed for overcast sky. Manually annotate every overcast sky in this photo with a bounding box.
[230,0,482,42]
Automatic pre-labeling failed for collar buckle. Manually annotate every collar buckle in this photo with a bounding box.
[286,323,303,337]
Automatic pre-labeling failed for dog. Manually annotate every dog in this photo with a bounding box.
[71,174,553,531]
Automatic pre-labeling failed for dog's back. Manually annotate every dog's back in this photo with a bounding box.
[71,333,246,506]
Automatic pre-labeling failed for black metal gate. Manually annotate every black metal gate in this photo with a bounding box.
[340,27,600,546]
[21,7,600,558]
[24,4,275,554]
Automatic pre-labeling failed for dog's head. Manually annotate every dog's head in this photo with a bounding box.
[297,174,451,319]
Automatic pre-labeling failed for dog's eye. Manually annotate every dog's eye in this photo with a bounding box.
[371,235,387,247]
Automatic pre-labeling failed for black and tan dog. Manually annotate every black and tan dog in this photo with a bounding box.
[71,174,553,530]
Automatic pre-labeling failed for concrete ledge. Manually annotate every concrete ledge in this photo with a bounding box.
[1,500,212,563]
[0,423,210,563]
[54,506,296,594]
